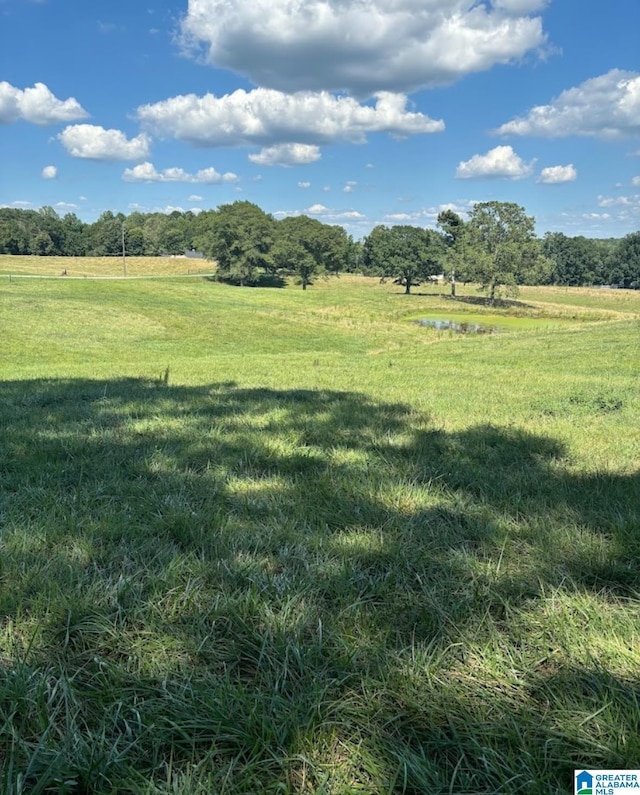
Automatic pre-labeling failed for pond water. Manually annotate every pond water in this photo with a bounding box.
[414,318,498,334]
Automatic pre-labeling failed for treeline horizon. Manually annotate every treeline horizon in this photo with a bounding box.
[1,202,639,290]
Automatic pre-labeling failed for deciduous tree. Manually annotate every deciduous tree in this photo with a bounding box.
[610,231,640,288]
[274,215,349,289]
[196,201,276,286]
[437,209,468,296]
[363,225,443,294]
[466,202,549,301]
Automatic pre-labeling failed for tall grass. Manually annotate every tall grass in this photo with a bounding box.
[1,272,639,793]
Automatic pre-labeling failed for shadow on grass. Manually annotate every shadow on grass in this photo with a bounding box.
[443,294,536,310]
[0,378,638,793]
[204,272,288,288]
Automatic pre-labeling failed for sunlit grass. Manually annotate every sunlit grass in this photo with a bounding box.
[0,254,213,277]
[0,269,639,792]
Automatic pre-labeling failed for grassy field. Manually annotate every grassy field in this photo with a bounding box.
[1,264,639,793]
[0,254,214,278]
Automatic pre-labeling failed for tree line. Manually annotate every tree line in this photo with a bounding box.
[1,202,638,291]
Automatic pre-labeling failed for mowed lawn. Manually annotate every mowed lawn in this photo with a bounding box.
[1,268,639,794]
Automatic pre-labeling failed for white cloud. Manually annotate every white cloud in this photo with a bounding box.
[597,194,640,209]
[343,181,357,193]
[137,89,444,148]
[495,70,640,138]
[308,204,366,221]
[179,0,548,96]
[383,200,478,225]
[307,203,329,215]
[298,181,311,188]
[98,21,121,34]
[456,145,534,179]
[437,200,478,216]
[3,200,32,208]
[338,211,366,219]
[122,161,238,183]
[591,194,640,227]
[59,125,151,160]
[41,165,57,179]
[248,143,321,167]
[632,176,640,186]
[532,201,639,236]
[0,81,88,125]
[493,0,549,13]
[384,213,414,221]
[188,194,203,201]
[538,164,577,184]
[55,201,78,210]
[275,204,367,226]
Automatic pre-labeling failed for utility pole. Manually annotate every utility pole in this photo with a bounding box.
[121,223,127,277]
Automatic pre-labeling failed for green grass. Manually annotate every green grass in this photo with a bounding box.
[1,269,639,793]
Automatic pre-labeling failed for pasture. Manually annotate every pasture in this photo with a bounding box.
[0,254,213,279]
[1,264,639,793]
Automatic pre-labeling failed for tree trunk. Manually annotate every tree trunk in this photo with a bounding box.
[405,281,411,294]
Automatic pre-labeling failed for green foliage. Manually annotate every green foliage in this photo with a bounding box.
[610,231,640,288]
[541,232,616,286]
[89,211,125,257]
[437,209,465,248]
[466,201,550,300]
[274,215,350,289]
[30,230,55,256]
[196,201,277,286]
[0,203,637,295]
[61,213,88,257]
[437,209,472,295]
[363,224,443,293]
[124,225,145,256]
[344,236,364,273]
[0,213,30,254]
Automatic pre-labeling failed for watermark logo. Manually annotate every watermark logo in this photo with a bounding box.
[576,771,593,795]
[575,770,640,795]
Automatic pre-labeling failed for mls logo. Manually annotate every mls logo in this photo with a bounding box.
[576,771,593,795]
[575,769,640,794]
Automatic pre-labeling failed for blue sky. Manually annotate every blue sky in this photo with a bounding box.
[1,0,639,238]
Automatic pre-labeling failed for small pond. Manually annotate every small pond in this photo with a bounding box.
[414,318,498,334]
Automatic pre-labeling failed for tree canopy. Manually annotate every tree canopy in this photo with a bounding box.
[437,209,470,296]
[273,215,350,289]
[0,202,638,292]
[465,202,550,300]
[195,201,277,286]
[611,231,640,289]
[363,225,443,294]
